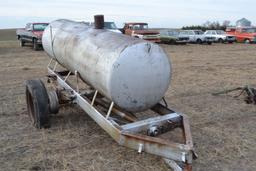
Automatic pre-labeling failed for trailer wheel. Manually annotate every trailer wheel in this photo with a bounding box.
[33,39,39,51]
[25,79,50,129]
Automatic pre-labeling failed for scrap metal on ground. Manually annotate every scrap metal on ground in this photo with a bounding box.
[212,85,256,104]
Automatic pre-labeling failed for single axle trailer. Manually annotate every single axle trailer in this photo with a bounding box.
[25,59,197,171]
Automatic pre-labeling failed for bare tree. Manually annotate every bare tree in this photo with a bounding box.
[183,20,231,31]
[222,20,231,27]
[203,21,211,27]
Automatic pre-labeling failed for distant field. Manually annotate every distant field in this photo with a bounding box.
[0,29,17,41]
[0,40,256,171]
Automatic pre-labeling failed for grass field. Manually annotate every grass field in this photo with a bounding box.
[0,29,17,41]
[0,29,256,171]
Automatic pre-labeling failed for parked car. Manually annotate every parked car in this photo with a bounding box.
[204,30,236,43]
[104,22,122,33]
[159,30,189,44]
[16,23,49,50]
[122,23,160,43]
[90,21,122,33]
[226,27,256,43]
[179,30,215,44]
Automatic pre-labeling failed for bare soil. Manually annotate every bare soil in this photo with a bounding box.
[0,37,256,171]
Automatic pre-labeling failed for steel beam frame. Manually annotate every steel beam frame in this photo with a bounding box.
[47,61,196,171]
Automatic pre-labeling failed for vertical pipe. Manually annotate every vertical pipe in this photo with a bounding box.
[94,15,104,29]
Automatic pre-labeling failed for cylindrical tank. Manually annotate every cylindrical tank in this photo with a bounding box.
[42,19,171,112]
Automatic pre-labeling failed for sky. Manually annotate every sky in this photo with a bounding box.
[0,0,255,29]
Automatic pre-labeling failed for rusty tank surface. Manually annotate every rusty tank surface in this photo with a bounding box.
[42,19,171,112]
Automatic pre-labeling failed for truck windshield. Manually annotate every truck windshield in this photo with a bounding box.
[168,31,179,36]
[180,31,188,35]
[216,30,225,34]
[33,23,49,31]
[132,24,148,30]
[243,28,256,33]
[104,22,117,29]
[194,31,203,35]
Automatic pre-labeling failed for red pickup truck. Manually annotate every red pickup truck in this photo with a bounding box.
[122,23,160,43]
[226,27,256,43]
[16,23,49,50]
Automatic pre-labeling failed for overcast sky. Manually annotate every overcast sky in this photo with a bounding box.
[0,0,255,29]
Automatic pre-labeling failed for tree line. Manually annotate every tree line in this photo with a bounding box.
[182,20,232,31]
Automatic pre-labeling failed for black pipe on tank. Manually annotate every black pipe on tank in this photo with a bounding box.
[94,15,104,29]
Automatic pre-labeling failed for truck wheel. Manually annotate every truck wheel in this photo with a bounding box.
[207,42,212,45]
[25,79,50,129]
[33,39,39,51]
[196,39,202,44]
[169,39,175,45]
[218,38,224,43]
[19,39,25,47]
[244,39,250,44]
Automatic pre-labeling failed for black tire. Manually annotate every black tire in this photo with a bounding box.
[25,79,50,129]
[244,39,250,44]
[207,42,212,45]
[19,39,25,47]
[196,39,202,44]
[168,39,175,45]
[33,39,39,51]
[218,38,224,43]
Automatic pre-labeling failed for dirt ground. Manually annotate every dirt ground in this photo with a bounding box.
[0,38,256,171]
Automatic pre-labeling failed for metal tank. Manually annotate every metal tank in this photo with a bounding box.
[42,19,171,112]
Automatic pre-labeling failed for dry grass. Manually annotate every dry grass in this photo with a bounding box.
[0,39,256,171]
[0,29,17,41]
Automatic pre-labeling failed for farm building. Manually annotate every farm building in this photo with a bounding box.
[236,18,251,27]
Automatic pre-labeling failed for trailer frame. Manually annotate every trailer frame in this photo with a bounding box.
[43,59,197,171]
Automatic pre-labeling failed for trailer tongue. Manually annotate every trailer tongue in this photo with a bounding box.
[25,15,197,171]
